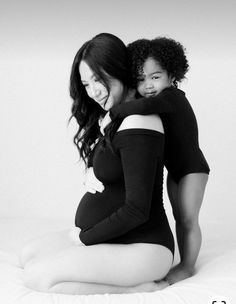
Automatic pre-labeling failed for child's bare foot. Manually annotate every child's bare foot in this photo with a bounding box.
[165,264,194,284]
[131,280,169,293]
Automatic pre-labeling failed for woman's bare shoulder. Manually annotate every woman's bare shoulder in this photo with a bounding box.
[117,114,164,133]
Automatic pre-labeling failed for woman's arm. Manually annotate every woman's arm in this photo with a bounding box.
[79,115,164,245]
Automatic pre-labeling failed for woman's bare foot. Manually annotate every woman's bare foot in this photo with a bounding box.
[130,280,169,293]
[165,264,194,284]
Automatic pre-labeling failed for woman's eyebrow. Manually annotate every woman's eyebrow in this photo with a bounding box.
[81,74,96,83]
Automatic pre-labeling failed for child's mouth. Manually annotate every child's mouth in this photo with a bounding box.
[145,92,157,97]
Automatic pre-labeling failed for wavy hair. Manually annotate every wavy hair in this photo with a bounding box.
[127,37,189,88]
[69,33,132,165]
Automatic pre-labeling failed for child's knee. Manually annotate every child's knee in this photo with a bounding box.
[180,216,200,231]
[172,207,181,223]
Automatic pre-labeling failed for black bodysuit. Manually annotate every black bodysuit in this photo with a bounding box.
[75,129,174,254]
[110,87,210,183]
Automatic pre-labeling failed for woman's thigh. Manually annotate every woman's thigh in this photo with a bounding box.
[20,227,81,267]
[24,243,173,290]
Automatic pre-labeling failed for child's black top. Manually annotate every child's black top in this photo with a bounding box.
[75,128,174,254]
[110,87,210,183]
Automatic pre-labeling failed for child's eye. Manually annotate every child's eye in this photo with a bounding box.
[137,78,144,83]
[153,76,160,80]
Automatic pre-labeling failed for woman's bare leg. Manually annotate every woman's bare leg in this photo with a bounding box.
[23,243,173,294]
[49,280,169,295]
[19,227,81,268]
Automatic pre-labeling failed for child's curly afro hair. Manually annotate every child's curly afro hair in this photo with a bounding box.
[127,37,189,87]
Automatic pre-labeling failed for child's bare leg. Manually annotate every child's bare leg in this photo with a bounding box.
[166,173,184,259]
[166,174,190,282]
[166,173,208,284]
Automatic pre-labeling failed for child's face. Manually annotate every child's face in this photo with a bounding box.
[137,57,173,98]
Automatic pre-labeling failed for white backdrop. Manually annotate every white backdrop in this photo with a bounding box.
[0,0,236,224]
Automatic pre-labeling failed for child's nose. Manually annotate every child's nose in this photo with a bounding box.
[145,80,154,89]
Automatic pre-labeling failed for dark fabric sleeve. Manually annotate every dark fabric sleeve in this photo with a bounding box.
[109,87,178,120]
[79,129,164,245]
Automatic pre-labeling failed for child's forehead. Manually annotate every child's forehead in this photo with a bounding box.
[139,57,164,75]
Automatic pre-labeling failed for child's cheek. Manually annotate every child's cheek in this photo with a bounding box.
[137,84,144,97]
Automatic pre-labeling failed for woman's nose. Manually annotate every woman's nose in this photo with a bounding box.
[90,84,101,99]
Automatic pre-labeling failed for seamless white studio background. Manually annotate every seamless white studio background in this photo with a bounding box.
[0,0,236,223]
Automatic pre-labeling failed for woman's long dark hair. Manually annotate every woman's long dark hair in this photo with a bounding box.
[69,33,132,166]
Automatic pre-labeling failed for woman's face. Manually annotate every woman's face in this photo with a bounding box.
[79,60,125,111]
[137,57,173,98]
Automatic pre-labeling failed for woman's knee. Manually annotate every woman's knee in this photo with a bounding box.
[19,244,36,268]
[23,260,54,292]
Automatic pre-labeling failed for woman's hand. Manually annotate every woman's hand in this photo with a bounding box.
[99,112,112,135]
[84,167,104,194]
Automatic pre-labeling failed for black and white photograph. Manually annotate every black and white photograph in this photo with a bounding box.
[0,0,235,303]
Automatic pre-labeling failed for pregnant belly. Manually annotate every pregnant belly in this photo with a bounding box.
[75,185,125,229]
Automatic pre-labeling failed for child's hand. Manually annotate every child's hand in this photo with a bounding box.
[99,112,112,135]
[84,167,104,194]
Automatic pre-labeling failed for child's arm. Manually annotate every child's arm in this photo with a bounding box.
[109,87,178,121]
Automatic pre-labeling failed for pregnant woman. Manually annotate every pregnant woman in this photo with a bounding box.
[19,33,174,295]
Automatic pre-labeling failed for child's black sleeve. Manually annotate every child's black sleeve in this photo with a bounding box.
[109,87,177,120]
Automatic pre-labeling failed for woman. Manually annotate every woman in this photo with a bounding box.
[20,33,174,295]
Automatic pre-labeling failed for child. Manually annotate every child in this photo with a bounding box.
[107,37,210,284]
